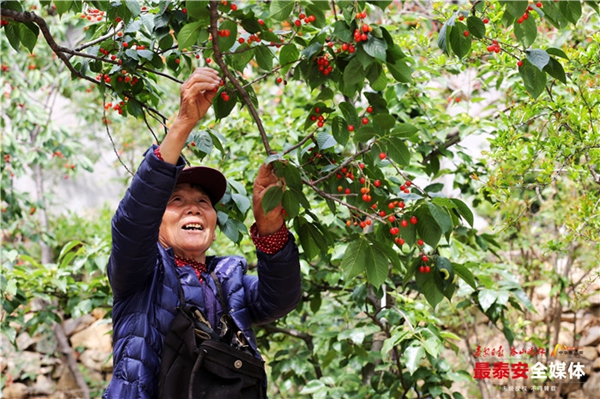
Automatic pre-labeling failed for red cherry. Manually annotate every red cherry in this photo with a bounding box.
[258,19,265,26]
[463,31,469,37]
[483,17,489,24]
[344,188,351,194]
[374,180,381,187]
[419,266,426,273]
[378,152,386,160]
[517,60,523,67]
[410,216,418,225]
[417,239,424,246]
[276,77,283,84]
[362,117,369,125]
[362,24,369,33]
[206,58,212,64]
[294,20,301,27]
[390,227,400,235]
[396,238,405,245]
[348,125,355,132]
[401,220,408,228]
[366,106,373,113]
[388,215,396,223]
[424,266,431,273]
[422,255,429,262]
[230,3,237,11]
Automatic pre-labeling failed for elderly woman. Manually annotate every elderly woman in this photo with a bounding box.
[103,68,302,398]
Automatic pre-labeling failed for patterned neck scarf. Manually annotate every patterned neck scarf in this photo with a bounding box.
[174,255,206,281]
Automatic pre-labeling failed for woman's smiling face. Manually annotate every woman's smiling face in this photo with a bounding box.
[158,183,217,262]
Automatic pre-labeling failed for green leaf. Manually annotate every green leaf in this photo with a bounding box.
[177,21,202,50]
[543,57,566,84]
[428,203,453,234]
[519,59,547,99]
[384,137,411,166]
[450,198,474,227]
[58,240,83,262]
[186,0,209,21]
[341,239,368,280]
[414,207,442,247]
[478,288,497,312]
[585,0,599,13]
[354,126,377,143]
[386,58,413,83]
[339,102,359,127]
[502,0,528,18]
[514,16,537,47]
[279,44,299,69]
[373,114,396,132]
[546,47,569,60]
[126,99,143,117]
[230,45,255,72]
[269,0,294,21]
[213,88,236,119]
[277,162,302,191]
[363,36,388,62]
[526,49,550,72]
[333,20,352,42]
[364,244,390,288]
[231,193,250,214]
[437,20,450,54]
[54,0,73,16]
[298,221,326,259]
[254,45,274,71]
[559,0,582,24]
[453,263,477,289]
[390,123,418,137]
[5,22,21,51]
[125,0,141,17]
[19,22,38,53]
[404,345,425,375]
[466,16,486,39]
[316,132,337,150]
[304,3,327,29]
[448,22,471,59]
[422,336,443,358]
[344,57,365,87]
[261,186,283,215]
[282,190,300,218]
[217,20,237,52]
[367,63,388,91]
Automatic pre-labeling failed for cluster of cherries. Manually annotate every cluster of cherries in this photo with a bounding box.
[103,100,127,115]
[315,54,334,76]
[517,2,542,24]
[80,7,105,22]
[294,12,317,27]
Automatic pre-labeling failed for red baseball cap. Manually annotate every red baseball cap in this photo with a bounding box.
[175,166,227,205]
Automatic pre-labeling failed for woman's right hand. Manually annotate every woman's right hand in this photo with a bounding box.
[159,68,221,165]
[175,67,221,130]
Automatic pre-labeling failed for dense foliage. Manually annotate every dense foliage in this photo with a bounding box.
[1,0,599,397]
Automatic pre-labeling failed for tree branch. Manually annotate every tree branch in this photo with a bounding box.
[209,0,273,155]
[421,128,460,165]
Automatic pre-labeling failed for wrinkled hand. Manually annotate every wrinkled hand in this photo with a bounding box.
[253,163,285,236]
[175,67,221,129]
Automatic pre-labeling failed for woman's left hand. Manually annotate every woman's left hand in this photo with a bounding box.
[253,163,285,236]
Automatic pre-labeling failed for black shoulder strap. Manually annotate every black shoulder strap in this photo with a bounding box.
[210,271,229,314]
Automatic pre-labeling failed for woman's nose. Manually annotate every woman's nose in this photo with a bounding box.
[187,204,202,214]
